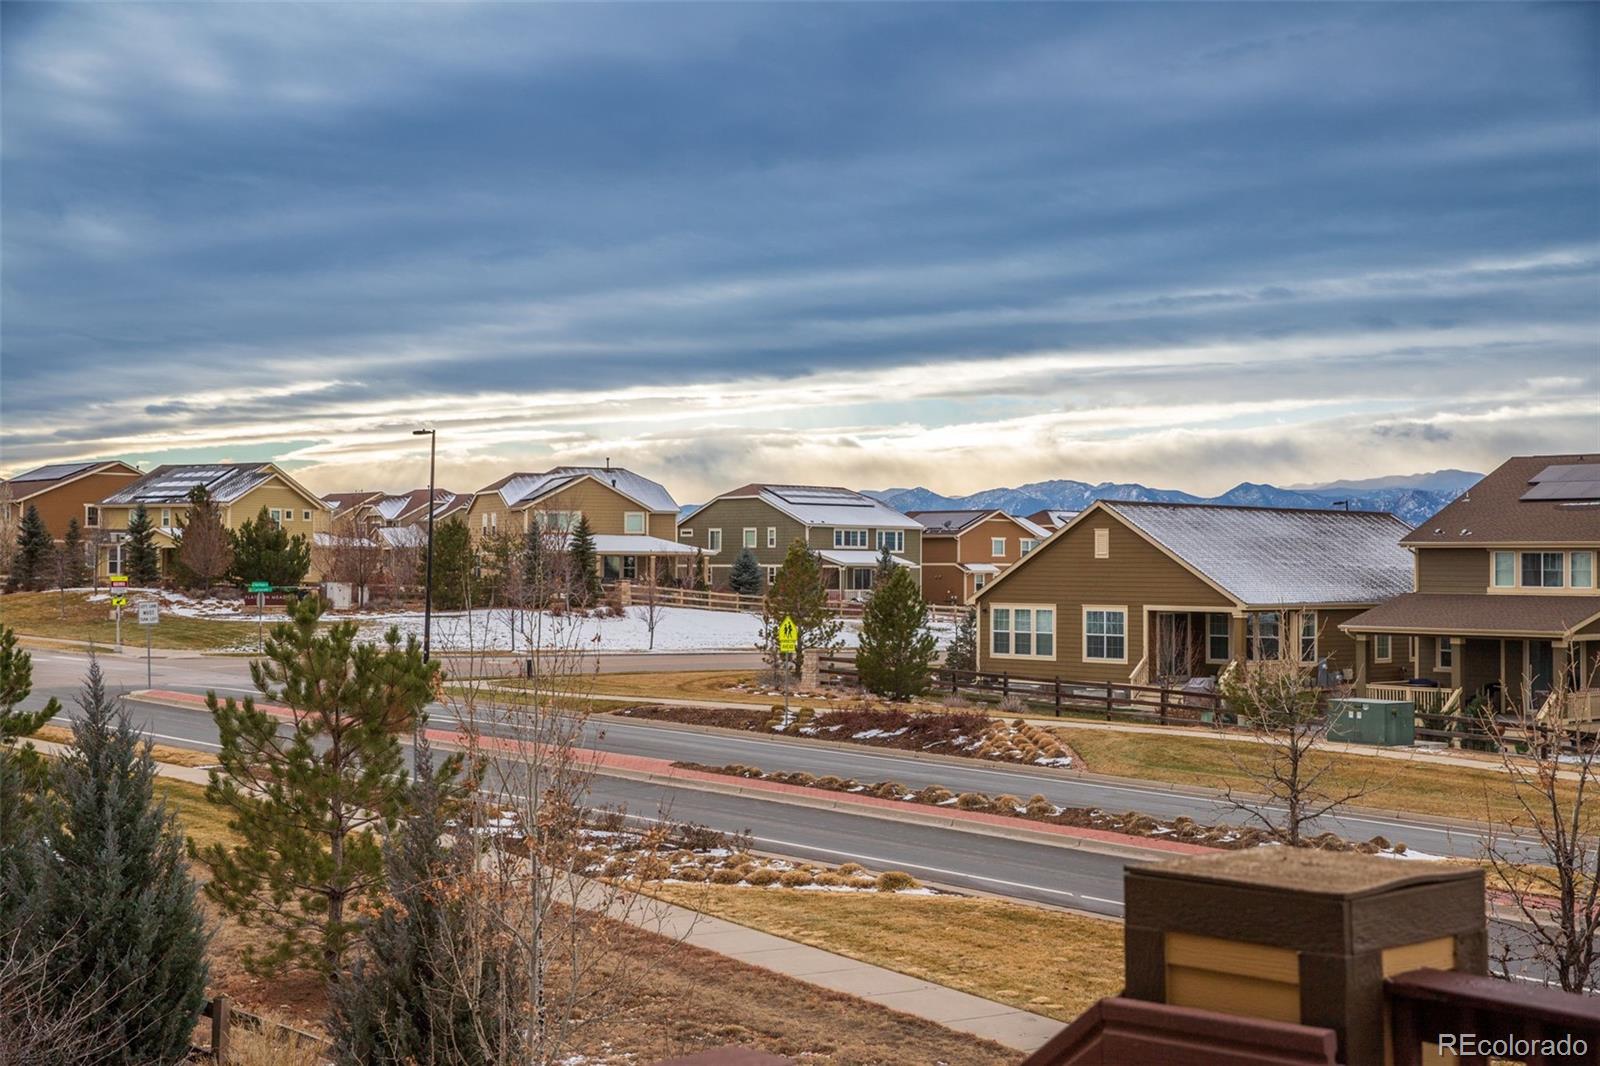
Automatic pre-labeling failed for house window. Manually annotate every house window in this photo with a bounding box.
[833,529,869,548]
[1083,607,1126,662]
[270,509,283,527]
[765,565,778,585]
[991,606,1055,659]
[679,528,693,539]
[991,537,1006,558]
[767,527,777,548]
[107,541,123,576]
[1093,528,1109,559]
[489,512,498,530]
[1206,614,1231,663]
[1299,611,1317,663]
[1248,612,1282,661]
[1436,637,1454,672]
[1522,551,1564,588]
[625,512,647,534]
[1571,552,1594,589]
[1492,551,1515,587]
[743,528,758,549]
[1020,538,1039,555]
[161,508,171,527]
[85,506,100,528]
[303,509,312,522]
[973,572,988,591]
[708,529,722,554]
[877,530,904,553]
[1375,634,1392,663]
[537,511,580,533]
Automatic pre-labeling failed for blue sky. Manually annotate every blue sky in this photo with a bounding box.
[3,2,1597,500]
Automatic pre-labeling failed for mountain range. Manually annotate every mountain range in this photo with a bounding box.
[863,469,1480,528]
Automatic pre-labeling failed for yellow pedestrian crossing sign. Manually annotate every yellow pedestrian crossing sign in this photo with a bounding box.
[110,595,127,607]
[777,616,798,654]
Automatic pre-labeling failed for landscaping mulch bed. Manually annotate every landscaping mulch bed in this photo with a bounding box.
[674,761,1417,855]
[617,703,1079,768]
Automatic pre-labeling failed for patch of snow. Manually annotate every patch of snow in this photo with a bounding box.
[1376,846,1440,861]
[1033,756,1073,767]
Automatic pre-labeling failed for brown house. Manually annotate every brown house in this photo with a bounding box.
[1,460,142,540]
[326,488,466,535]
[908,509,1047,605]
[1342,454,1600,721]
[971,501,1414,685]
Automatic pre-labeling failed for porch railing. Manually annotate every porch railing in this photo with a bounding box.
[1367,682,1457,715]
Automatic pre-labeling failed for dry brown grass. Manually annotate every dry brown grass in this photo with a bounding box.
[0,590,257,650]
[33,724,218,768]
[650,884,1123,1023]
[220,1018,330,1066]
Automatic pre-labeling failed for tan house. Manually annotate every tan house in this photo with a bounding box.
[1342,454,1600,720]
[682,484,923,597]
[1,460,142,540]
[908,509,1047,605]
[971,501,1414,685]
[93,463,332,579]
[325,488,466,535]
[465,464,695,582]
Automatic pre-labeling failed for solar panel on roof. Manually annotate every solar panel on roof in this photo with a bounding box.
[10,461,98,482]
[1522,463,1600,501]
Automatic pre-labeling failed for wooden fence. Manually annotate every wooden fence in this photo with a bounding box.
[193,994,332,1061]
[613,582,967,625]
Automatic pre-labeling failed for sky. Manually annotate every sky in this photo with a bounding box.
[3,2,1598,503]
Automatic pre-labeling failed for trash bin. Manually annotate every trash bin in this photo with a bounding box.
[1328,698,1414,746]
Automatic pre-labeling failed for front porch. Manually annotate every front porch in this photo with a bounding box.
[816,549,919,603]
[1352,631,1599,724]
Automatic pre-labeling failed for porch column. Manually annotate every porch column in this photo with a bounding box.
[1230,613,1248,669]
[1352,633,1368,696]
[1554,641,1570,694]
[1450,636,1465,698]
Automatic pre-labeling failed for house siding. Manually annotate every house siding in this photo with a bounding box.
[920,535,963,605]
[13,469,142,540]
[1415,547,1489,595]
[683,497,809,586]
[469,478,676,545]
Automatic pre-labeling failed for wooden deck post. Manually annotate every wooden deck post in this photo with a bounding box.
[1159,684,1169,726]
[211,994,230,1061]
[1054,677,1062,717]
[1105,680,1114,719]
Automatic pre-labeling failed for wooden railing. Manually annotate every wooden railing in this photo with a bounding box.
[1127,654,1149,686]
[611,583,965,625]
[1367,682,1457,715]
[1539,688,1600,726]
[1387,968,1600,1065]
[192,994,331,1060]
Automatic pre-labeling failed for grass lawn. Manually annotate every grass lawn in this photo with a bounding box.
[1058,726,1571,829]
[586,669,766,703]
[1,591,256,651]
[650,884,1123,1023]
[34,724,219,769]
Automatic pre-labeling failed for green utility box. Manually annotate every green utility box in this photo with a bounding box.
[1328,698,1415,746]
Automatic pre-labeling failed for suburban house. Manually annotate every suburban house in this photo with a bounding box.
[1342,454,1600,721]
[325,488,466,534]
[682,484,922,596]
[908,509,1047,605]
[92,463,332,579]
[465,464,695,582]
[1026,508,1080,533]
[971,500,1414,685]
[1,460,143,541]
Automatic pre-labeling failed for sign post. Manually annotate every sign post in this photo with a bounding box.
[137,601,159,689]
[777,616,799,717]
[110,575,128,650]
[248,581,271,649]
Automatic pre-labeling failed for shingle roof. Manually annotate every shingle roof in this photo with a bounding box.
[1103,501,1414,606]
[721,484,921,530]
[483,466,677,513]
[4,460,138,500]
[323,490,383,513]
[907,509,993,534]
[1402,454,1600,546]
[1342,593,1600,638]
[101,463,277,505]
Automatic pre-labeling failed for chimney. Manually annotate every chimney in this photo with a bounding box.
[605,457,611,472]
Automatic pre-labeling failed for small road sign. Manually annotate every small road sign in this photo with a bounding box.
[247,581,272,593]
[110,594,127,607]
[137,602,160,626]
[110,574,128,588]
[777,616,799,654]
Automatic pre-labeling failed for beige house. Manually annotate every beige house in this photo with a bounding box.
[1343,454,1600,721]
[93,463,331,580]
[971,501,1414,685]
[908,509,1047,605]
[465,464,695,582]
[325,488,467,535]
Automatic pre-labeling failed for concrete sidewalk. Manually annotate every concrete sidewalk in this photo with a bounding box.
[33,738,1065,1053]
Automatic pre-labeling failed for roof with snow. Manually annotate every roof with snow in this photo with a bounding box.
[906,509,992,533]
[1100,501,1414,606]
[717,484,921,530]
[481,466,678,513]
[815,549,920,568]
[101,463,283,506]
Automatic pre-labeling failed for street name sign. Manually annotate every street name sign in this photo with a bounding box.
[248,581,272,593]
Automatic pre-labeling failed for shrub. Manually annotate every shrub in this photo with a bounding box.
[632,856,671,881]
[745,868,781,887]
[848,876,877,890]
[814,872,845,887]
[993,794,1024,811]
[816,775,846,790]
[676,867,709,882]
[603,858,630,878]
[779,869,814,887]
[836,862,865,876]
[710,868,743,885]
[954,792,990,810]
[999,695,1026,713]
[876,870,919,891]
[676,823,729,851]
[915,787,952,805]
[871,781,909,799]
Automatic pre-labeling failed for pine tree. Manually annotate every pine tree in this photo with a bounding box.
[430,516,474,611]
[760,539,843,666]
[175,486,233,590]
[874,543,897,589]
[856,566,939,700]
[229,506,312,587]
[35,660,210,1065]
[61,519,91,588]
[123,504,161,584]
[729,547,762,595]
[521,527,546,605]
[7,504,53,592]
[945,607,978,676]
[196,596,444,978]
[691,549,709,591]
[330,734,499,1065]
[0,625,61,926]
[567,514,602,606]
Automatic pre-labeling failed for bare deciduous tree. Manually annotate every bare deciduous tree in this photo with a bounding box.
[1483,650,1600,994]
[639,561,666,651]
[0,485,18,581]
[318,518,385,608]
[0,929,124,1066]
[384,526,426,605]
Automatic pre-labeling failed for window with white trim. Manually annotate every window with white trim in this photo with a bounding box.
[1083,607,1125,662]
[160,508,171,527]
[973,572,988,591]
[624,512,646,534]
[679,528,693,539]
[107,541,123,576]
[834,528,869,548]
[743,528,758,549]
[1093,528,1109,559]
[877,529,904,553]
[1375,634,1392,663]
[1571,552,1594,589]
[536,510,581,533]
[1248,612,1282,660]
[85,506,100,528]
[991,606,1055,659]
[708,529,722,554]
[1020,538,1039,555]
[990,537,1006,557]
[1492,551,1515,587]
[270,508,283,527]
[1436,636,1454,671]
[1299,611,1317,663]
[1522,551,1564,588]
[767,527,777,548]
[1206,613,1231,663]
[304,510,312,522]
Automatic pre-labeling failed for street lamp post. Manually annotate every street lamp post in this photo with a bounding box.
[413,428,436,664]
